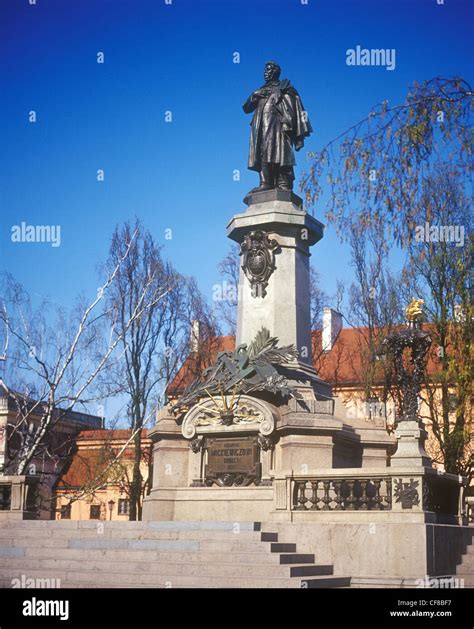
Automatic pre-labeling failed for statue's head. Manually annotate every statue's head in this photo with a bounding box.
[264,61,281,82]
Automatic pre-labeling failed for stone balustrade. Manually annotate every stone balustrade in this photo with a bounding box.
[270,467,467,524]
[293,476,392,511]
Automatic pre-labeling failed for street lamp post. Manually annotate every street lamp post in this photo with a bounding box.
[107,500,115,521]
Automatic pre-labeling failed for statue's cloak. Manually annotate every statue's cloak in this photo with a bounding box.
[243,79,312,171]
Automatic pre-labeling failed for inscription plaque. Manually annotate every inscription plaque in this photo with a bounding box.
[204,436,261,486]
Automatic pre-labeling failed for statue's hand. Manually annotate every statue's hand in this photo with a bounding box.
[295,140,304,151]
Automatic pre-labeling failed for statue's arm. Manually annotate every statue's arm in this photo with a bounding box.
[243,87,271,113]
[287,91,312,150]
[242,92,259,114]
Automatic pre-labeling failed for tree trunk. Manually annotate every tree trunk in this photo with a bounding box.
[129,428,143,521]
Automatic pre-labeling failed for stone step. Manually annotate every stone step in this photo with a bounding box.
[302,576,352,588]
[260,532,278,542]
[4,550,327,574]
[3,538,276,553]
[10,538,70,549]
[0,520,343,589]
[0,520,260,531]
[64,580,230,590]
[0,529,62,538]
[0,567,301,588]
[0,529,272,542]
[97,574,303,588]
[0,547,25,558]
[460,553,474,567]
[270,542,297,553]
[290,564,333,577]
[70,538,275,553]
[0,558,328,578]
[279,553,315,564]
[0,580,145,589]
[1,579,254,589]
[456,562,474,575]
[60,579,300,588]
[107,529,273,541]
[21,547,284,564]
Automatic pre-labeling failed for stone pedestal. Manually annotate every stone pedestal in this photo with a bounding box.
[227,190,323,364]
[142,397,395,522]
[141,190,468,597]
[148,409,189,490]
[142,191,396,523]
[279,434,334,470]
[391,417,431,468]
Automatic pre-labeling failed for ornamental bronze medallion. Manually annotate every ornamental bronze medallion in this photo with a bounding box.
[240,230,279,297]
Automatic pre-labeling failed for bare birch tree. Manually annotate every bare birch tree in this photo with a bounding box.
[0,229,164,479]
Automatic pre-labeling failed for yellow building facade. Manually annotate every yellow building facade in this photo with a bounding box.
[54,429,151,521]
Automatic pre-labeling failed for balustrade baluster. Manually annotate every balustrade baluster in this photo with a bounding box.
[345,480,355,509]
[310,480,319,510]
[373,479,382,510]
[322,480,331,510]
[294,480,307,510]
[333,480,343,510]
[358,480,369,510]
[385,479,392,509]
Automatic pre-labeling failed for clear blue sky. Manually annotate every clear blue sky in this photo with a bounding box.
[1,0,472,312]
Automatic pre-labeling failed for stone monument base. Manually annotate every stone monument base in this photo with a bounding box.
[261,520,473,579]
[142,185,468,585]
[143,486,274,522]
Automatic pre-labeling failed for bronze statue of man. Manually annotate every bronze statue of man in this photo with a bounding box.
[243,61,312,194]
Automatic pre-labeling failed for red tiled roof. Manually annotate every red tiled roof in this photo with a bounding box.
[76,429,149,441]
[56,429,150,489]
[56,450,111,488]
[314,325,442,387]
[168,326,443,394]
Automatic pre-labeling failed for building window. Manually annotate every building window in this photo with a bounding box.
[448,394,458,412]
[118,499,130,515]
[89,504,101,520]
[60,504,71,519]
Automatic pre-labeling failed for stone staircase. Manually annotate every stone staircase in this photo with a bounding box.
[456,538,474,587]
[0,520,350,588]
